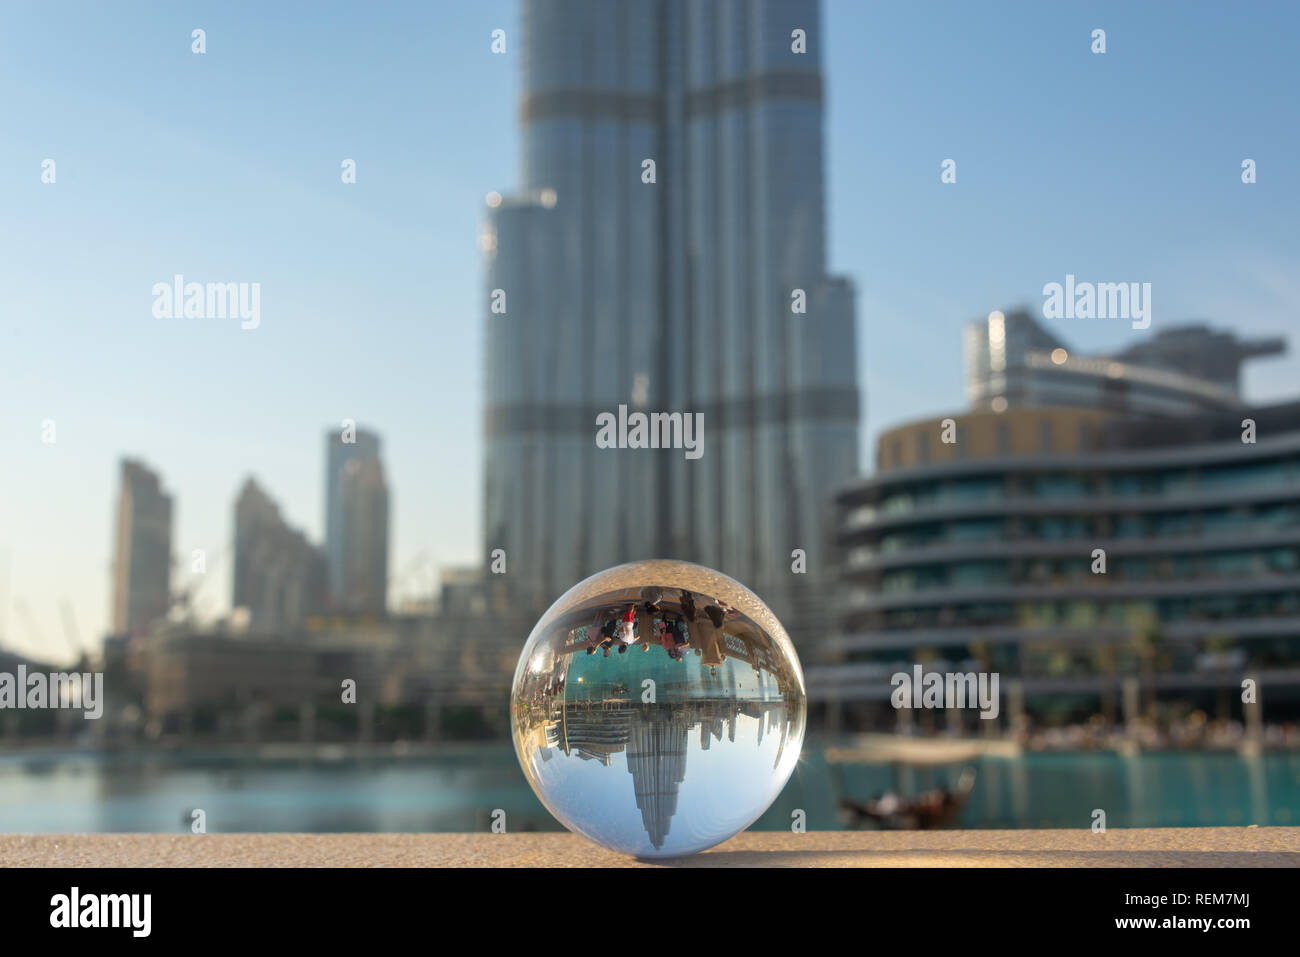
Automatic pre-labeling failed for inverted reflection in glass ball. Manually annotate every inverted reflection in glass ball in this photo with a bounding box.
[511,560,806,858]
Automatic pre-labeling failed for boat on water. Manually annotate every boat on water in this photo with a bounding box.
[824,734,1021,829]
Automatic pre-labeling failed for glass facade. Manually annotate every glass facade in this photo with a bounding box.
[484,0,859,642]
[820,416,1300,717]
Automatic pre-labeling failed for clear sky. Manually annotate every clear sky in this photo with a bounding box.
[2,1,1297,663]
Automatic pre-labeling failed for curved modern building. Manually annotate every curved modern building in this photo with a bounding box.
[482,0,859,642]
[813,315,1300,729]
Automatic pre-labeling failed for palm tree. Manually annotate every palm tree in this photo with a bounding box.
[1131,621,1165,719]
[1203,632,1237,721]
[1091,642,1118,724]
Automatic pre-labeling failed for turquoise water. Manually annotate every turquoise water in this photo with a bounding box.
[0,745,1296,833]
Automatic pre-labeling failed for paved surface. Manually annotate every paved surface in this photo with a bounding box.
[2,827,1298,867]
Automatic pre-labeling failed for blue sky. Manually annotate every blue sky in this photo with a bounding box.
[2,0,1297,662]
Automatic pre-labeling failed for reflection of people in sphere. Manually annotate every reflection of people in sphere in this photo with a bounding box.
[658,612,690,660]
[587,611,620,655]
[679,589,697,621]
[641,586,663,613]
[617,605,637,652]
[657,617,673,649]
[673,616,690,649]
[694,602,726,669]
[703,602,725,630]
[585,608,605,654]
[636,602,657,653]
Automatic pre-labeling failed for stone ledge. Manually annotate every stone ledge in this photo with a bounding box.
[2,827,1298,867]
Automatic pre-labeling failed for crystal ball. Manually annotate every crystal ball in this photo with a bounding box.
[510,560,806,858]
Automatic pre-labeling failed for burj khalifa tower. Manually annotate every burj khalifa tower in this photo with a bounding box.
[482,0,860,649]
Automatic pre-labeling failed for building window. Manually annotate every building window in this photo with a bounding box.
[1040,419,1054,453]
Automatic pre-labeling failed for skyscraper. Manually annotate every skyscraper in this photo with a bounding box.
[323,427,389,614]
[111,458,172,636]
[339,457,389,615]
[483,0,859,643]
[233,478,327,632]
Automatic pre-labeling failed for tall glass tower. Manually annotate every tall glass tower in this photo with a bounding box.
[484,0,859,644]
[111,458,173,636]
[323,427,388,614]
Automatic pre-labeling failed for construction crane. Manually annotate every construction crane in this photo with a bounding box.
[170,543,229,625]
[58,599,86,664]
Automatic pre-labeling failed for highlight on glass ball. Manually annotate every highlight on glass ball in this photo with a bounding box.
[510,560,806,859]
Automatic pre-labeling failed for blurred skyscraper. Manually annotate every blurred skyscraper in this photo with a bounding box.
[323,428,389,614]
[111,459,172,636]
[232,478,327,631]
[483,0,859,642]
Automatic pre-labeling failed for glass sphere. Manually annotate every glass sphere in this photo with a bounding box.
[510,560,806,858]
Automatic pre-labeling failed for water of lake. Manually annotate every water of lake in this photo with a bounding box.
[1,744,1296,833]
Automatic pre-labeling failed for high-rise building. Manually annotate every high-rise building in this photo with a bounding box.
[323,427,389,614]
[232,478,327,632]
[111,459,173,636]
[339,457,390,615]
[483,0,859,644]
[816,317,1300,729]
